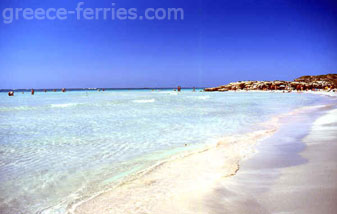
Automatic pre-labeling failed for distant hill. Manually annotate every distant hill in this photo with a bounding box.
[204,74,337,91]
[294,74,337,88]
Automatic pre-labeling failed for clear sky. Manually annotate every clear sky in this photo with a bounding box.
[0,0,336,89]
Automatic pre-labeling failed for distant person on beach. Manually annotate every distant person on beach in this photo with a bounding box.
[31,89,34,95]
[8,91,14,96]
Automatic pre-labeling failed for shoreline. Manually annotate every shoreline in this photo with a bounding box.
[70,128,277,214]
[211,103,337,213]
[68,102,334,214]
[2,91,334,214]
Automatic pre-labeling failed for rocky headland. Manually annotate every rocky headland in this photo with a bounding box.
[204,74,337,92]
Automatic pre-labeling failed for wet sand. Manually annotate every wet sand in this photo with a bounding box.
[207,105,337,214]
[70,113,282,214]
[71,129,277,214]
[70,103,337,214]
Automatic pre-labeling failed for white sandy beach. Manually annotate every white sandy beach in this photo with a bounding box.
[71,128,277,214]
[71,93,337,214]
[2,0,337,212]
[1,91,335,214]
[213,105,337,214]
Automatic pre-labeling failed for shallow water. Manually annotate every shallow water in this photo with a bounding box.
[0,90,333,214]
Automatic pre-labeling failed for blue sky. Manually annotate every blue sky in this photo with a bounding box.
[0,0,336,89]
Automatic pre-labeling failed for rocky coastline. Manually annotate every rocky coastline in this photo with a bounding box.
[204,74,337,92]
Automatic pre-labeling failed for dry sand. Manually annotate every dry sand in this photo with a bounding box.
[70,104,337,214]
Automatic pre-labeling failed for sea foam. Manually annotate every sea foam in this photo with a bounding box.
[132,99,155,103]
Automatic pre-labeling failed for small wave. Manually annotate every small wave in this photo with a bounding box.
[132,99,155,103]
[50,103,79,108]
[0,106,38,111]
[157,91,178,95]
[196,96,210,100]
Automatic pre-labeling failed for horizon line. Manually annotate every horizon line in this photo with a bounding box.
[0,87,207,91]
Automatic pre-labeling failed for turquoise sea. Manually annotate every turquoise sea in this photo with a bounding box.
[0,90,333,214]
